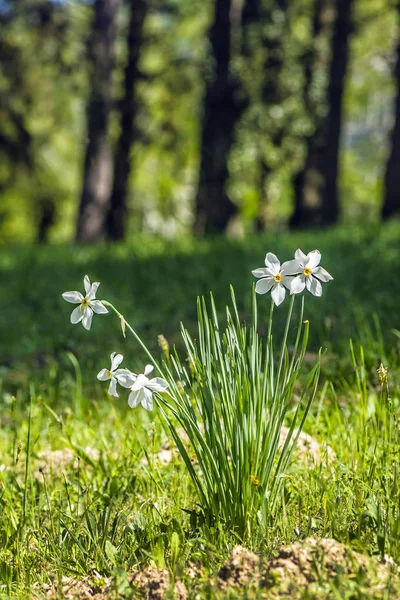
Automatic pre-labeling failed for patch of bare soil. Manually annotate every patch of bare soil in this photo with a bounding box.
[267,537,366,586]
[217,538,397,597]
[42,572,111,599]
[218,545,260,589]
[279,426,335,463]
[39,568,187,600]
[130,567,187,599]
[35,446,100,478]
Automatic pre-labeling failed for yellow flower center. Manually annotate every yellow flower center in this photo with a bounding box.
[81,297,89,307]
[274,273,283,283]
[108,370,113,378]
[303,267,312,277]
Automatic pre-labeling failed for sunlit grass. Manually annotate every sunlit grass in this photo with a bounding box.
[1,223,400,597]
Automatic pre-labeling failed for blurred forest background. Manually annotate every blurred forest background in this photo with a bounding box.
[1,0,400,243]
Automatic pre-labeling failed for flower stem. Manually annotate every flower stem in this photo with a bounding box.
[102,301,161,373]
[275,294,296,395]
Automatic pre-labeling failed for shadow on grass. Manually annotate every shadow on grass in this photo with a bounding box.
[1,221,400,383]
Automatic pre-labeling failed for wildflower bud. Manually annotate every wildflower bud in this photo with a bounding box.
[16,440,22,464]
[120,315,127,339]
[186,356,195,378]
[157,334,170,360]
[377,363,388,385]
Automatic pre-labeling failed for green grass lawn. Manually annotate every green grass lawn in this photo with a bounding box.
[1,222,400,598]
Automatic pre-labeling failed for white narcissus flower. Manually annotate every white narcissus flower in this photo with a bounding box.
[252,252,300,306]
[62,275,108,330]
[124,365,168,411]
[97,353,133,397]
[290,249,333,297]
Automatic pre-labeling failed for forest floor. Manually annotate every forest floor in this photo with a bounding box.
[1,222,400,598]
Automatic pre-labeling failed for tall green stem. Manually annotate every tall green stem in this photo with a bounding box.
[275,294,296,395]
[102,300,161,372]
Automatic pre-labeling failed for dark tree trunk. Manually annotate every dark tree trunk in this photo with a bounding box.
[257,0,289,229]
[382,2,400,219]
[290,0,353,228]
[290,0,330,228]
[194,0,242,236]
[36,197,55,244]
[319,0,354,225]
[76,0,120,242]
[105,0,147,241]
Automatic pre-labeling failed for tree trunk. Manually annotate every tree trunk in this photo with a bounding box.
[105,0,147,241]
[290,0,330,228]
[382,2,400,219]
[36,197,55,243]
[319,0,354,225]
[194,0,241,236]
[290,0,352,228]
[76,0,120,242]
[257,0,289,229]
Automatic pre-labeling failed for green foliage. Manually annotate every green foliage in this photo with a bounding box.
[1,223,400,384]
[1,228,400,595]
[0,0,399,241]
[157,290,319,537]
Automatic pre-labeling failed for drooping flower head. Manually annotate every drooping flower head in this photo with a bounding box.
[121,365,168,411]
[290,249,333,297]
[252,252,300,306]
[97,353,133,397]
[62,275,108,330]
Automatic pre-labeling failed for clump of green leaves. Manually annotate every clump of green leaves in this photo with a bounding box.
[159,288,320,538]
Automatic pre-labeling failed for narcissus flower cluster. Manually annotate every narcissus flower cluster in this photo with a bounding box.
[96,355,169,410]
[61,276,169,411]
[252,249,333,306]
[62,251,332,411]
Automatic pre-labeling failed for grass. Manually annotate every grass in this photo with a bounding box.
[1,221,400,598]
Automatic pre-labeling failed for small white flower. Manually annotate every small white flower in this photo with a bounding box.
[124,365,168,411]
[97,353,133,397]
[252,252,300,306]
[290,249,333,297]
[62,275,108,330]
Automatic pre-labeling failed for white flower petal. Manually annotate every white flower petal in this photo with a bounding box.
[116,371,136,388]
[128,388,142,408]
[306,250,321,269]
[70,305,84,324]
[108,377,119,397]
[147,377,169,392]
[82,307,94,330]
[62,291,83,304]
[141,388,154,411]
[281,259,301,276]
[255,278,274,295]
[306,275,322,297]
[271,283,286,306]
[265,252,280,274]
[84,275,91,295]
[144,364,154,376]
[290,275,306,295]
[131,373,147,391]
[90,300,108,315]
[294,249,307,264]
[111,353,124,371]
[97,368,111,381]
[86,281,100,300]
[313,266,333,282]
[282,275,294,290]
[252,267,269,279]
